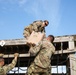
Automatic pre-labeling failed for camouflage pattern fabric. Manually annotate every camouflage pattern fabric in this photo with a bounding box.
[29,42,42,56]
[23,20,45,38]
[0,58,17,75]
[34,39,55,68]
[0,67,5,75]
[28,62,51,75]
[28,39,55,75]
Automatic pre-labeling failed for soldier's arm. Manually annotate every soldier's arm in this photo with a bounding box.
[50,43,55,54]
[42,28,45,33]
[29,42,42,56]
[3,53,19,73]
[45,42,55,58]
[33,21,43,27]
[23,26,31,38]
[35,21,46,33]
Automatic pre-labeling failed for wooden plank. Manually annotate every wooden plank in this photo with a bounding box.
[26,31,45,45]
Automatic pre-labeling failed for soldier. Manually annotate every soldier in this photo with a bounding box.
[0,53,19,75]
[28,35,55,75]
[23,20,49,38]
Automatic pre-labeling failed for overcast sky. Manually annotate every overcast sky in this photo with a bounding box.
[0,0,76,40]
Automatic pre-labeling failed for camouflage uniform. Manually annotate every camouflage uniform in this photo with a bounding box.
[23,20,45,38]
[0,58,17,75]
[28,39,55,75]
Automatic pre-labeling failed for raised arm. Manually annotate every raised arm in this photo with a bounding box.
[3,53,19,73]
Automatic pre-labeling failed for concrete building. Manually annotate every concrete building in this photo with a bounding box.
[0,35,76,75]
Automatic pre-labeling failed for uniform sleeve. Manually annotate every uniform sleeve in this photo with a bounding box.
[33,20,43,26]
[42,28,45,33]
[3,58,17,73]
[34,42,55,68]
[29,42,42,56]
[34,21,45,33]
[43,42,55,58]
[23,25,32,37]
[32,21,43,31]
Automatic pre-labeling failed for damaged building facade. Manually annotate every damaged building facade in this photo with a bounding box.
[0,35,76,75]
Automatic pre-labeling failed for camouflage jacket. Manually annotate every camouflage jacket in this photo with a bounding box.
[29,39,55,68]
[0,58,17,75]
[23,20,45,38]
